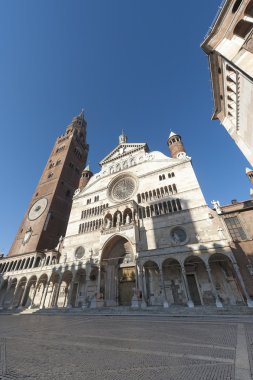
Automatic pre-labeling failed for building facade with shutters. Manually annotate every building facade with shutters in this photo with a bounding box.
[201,0,253,166]
[1,128,252,310]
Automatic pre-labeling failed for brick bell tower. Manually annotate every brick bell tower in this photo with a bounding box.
[8,111,89,257]
[167,131,186,159]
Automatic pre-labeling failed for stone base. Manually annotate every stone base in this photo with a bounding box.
[163,300,170,308]
[187,300,194,308]
[131,295,139,308]
[90,298,104,308]
[141,300,147,308]
[215,299,223,308]
[247,299,253,308]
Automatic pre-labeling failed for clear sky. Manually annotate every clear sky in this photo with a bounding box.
[0,0,251,254]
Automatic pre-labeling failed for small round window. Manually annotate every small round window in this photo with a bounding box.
[75,246,85,259]
[170,227,187,244]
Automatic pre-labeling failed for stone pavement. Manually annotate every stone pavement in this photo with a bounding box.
[0,314,252,379]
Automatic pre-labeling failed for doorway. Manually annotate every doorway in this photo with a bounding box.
[186,274,202,305]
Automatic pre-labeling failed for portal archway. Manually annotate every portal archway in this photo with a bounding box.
[101,235,135,306]
[209,253,244,305]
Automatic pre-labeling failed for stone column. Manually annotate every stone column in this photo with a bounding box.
[205,264,223,308]
[232,261,253,308]
[66,280,74,308]
[159,263,169,308]
[18,282,29,309]
[29,280,40,309]
[97,265,101,299]
[9,284,19,310]
[0,281,11,309]
[55,274,64,308]
[141,266,147,308]
[180,264,194,308]
[40,281,50,309]
[131,258,139,308]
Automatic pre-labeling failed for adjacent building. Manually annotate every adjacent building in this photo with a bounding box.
[201,0,253,166]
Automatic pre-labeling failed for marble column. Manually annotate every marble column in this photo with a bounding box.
[180,264,194,308]
[66,280,74,308]
[40,281,50,309]
[205,264,223,308]
[159,264,169,308]
[141,266,147,308]
[18,282,29,308]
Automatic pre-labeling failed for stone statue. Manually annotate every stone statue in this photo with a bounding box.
[217,227,226,239]
[172,231,181,244]
[116,212,121,226]
[126,214,131,224]
[56,235,64,252]
[211,200,222,214]
[105,218,111,229]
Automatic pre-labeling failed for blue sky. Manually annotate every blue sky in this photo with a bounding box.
[0,0,251,254]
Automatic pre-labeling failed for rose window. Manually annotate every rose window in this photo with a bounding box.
[109,175,137,202]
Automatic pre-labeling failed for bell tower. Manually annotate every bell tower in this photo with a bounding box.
[167,131,186,159]
[8,111,89,257]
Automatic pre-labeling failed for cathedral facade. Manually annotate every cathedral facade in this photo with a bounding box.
[0,116,252,310]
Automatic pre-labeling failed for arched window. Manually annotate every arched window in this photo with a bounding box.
[172,200,177,212]
[232,0,242,13]
[245,1,253,17]
[234,20,253,38]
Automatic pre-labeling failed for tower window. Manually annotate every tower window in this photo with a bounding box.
[234,20,253,38]
[69,162,74,169]
[48,172,53,179]
[56,160,61,166]
[232,0,242,13]
[65,190,71,197]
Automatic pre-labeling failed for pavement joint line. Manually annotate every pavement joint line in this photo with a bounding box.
[41,332,235,351]
[17,335,234,364]
[235,323,251,380]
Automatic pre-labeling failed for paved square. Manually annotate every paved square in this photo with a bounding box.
[0,315,252,379]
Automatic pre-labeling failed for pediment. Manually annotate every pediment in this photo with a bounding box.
[100,143,149,166]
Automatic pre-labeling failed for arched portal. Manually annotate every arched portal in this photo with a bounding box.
[13,277,27,308]
[57,271,73,308]
[162,258,185,305]
[22,276,37,308]
[71,268,86,307]
[101,235,135,306]
[184,256,211,306]
[209,253,244,305]
[33,274,48,308]
[3,279,17,309]
[47,272,61,308]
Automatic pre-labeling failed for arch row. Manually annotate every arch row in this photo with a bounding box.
[81,203,109,220]
[0,268,88,310]
[0,253,59,275]
[139,252,250,308]
[137,184,177,204]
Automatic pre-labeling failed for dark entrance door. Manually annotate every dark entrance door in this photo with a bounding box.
[186,274,202,305]
[118,267,135,306]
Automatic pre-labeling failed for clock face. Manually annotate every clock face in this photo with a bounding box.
[28,198,48,221]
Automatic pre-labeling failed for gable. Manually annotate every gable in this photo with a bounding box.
[99,143,149,166]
